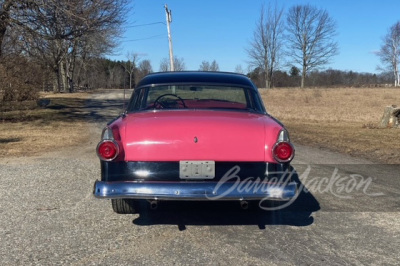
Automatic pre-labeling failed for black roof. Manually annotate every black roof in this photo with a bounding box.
[136,71,256,89]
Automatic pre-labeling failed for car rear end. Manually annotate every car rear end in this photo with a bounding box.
[93,72,297,213]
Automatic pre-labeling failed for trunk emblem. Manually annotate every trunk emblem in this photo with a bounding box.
[194,137,198,143]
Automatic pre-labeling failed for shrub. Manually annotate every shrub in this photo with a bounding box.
[0,57,40,103]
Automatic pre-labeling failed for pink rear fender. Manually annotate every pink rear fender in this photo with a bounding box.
[113,110,284,162]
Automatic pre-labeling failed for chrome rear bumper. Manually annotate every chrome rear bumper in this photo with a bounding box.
[93,180,298,201]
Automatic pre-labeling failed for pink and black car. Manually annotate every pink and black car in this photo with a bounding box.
[93,71,296,213]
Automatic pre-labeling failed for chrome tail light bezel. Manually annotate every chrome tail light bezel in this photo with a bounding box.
[272,130,295,163]
[97,140,120,161]
[97,127,120,161]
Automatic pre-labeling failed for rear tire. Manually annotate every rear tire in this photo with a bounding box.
[111,199,138,214]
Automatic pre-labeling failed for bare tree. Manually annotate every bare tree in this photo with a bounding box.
[210,60,219,71]
[159,58,169,72]
[0,1,27,57]
[286,4,338,88]
[15,0,127,43]
[137,59,153,81]
[199,60,219,71]
[247,3,284,88]
[173,56,186,71]
[0,0,13,58]
[7,0,128,92]
[122,52,139,89]
[160,56,185,71]
[234,64,244,74]
[199,61,211,71]
[377,21,400,87]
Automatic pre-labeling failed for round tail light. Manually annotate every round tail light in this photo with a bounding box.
[273,142,294,163]
[97,140,119,161]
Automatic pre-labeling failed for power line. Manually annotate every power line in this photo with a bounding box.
[123,22,165,29]
[121,34,165,42]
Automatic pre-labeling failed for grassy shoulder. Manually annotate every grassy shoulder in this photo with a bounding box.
[0,92,91,158]
[284,119,400,163]
[261,88,400,164]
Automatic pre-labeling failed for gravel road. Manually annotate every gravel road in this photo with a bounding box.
[1,90,399,265]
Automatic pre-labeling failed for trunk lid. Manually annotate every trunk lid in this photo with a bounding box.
[121,110,282,162]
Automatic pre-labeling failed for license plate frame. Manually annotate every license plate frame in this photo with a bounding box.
[179,161,215,179]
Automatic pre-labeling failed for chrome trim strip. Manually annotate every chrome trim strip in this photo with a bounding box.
[101,127,114,140]
[93,180,297,201]
[278,129,290,142]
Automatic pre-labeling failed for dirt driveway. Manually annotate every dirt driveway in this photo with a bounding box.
[0,90,399,265]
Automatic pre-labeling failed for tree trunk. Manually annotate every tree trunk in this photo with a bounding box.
[0,0,13,58]
[301,58,307,88]
[264,71,269,89]
[54,69,60,92]
[75,61,82,89]
[301,69,306,88]
[66,58,75,93]
[55,60,67,93]
[59,60,67,92]
[0,25,6,58]
[67,41,78,93]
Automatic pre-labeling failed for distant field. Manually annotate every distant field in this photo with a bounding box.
[261,88,400,163]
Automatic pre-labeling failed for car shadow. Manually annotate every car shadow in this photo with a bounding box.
[132,166,320,229]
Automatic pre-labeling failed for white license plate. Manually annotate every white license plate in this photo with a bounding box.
[179,161,215,179]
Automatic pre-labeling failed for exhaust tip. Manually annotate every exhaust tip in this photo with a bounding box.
[149,200,158,210]
[240,201,249,210]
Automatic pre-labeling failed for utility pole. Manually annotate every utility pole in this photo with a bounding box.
[164,4,174,71]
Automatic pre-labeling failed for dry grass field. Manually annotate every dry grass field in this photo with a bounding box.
[0,92,91,158]
[261,88,400,163]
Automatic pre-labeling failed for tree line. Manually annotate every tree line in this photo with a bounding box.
[1,1,398,104]
[246,3,400,88]
[80,56,220,90]
[54,57,393,90]
[248,67,392,88]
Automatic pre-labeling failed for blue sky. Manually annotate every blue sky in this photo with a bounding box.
[109,0,400,74]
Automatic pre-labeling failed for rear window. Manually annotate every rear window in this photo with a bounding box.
[127,85,265,113]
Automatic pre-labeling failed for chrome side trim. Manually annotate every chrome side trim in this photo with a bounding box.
[277,129,290,142]
[101,127,114,140]
[93,180,297,201]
